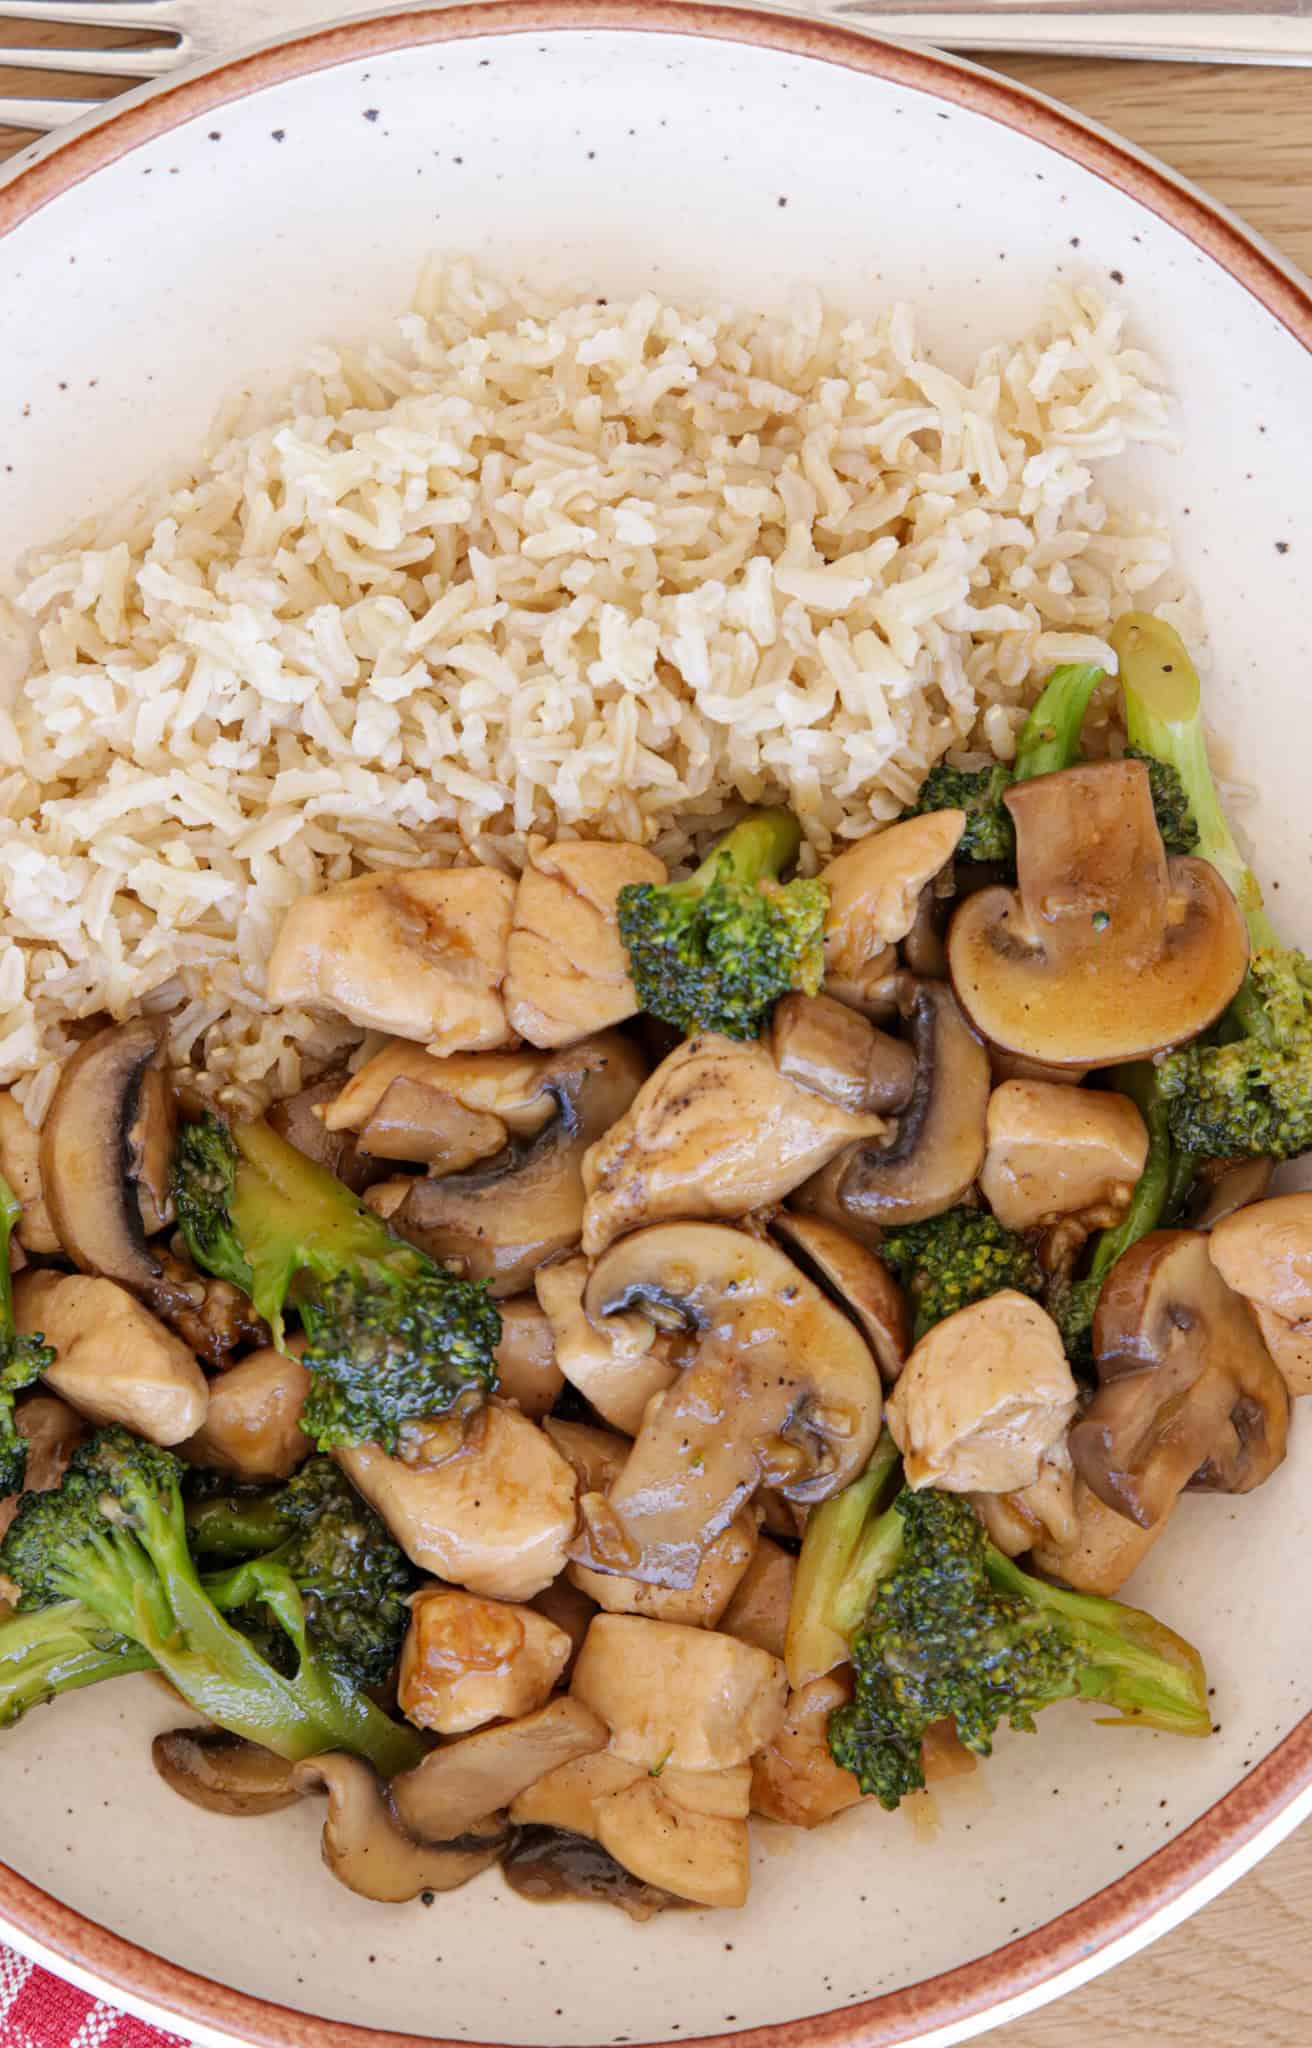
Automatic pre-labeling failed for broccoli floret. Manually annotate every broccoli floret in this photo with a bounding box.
[0,1599,154,1730]
[909,762,1016,864]
[1124,746,1198,854]
[0,1427,424,1773]
[192,1458,415,1691]
[0,1174,53,1500]
[1113,613,1312,1163]
[172,1114,501,1454]
[879,1206,1043,1339]
[811,1484,1210,1810]
[616,809,826,1040]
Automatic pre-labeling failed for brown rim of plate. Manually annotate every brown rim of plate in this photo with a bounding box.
[0,3,1310,2043]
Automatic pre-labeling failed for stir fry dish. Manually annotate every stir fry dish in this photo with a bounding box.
[1,612,1309,1918]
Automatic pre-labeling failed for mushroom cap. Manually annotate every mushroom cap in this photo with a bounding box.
[292,1754,508,1903]
[768,1211,909,1384]
[153,1731,303,1818]
[39,1017,176,1293]
[767,993,916,1117]
[947,760,1250,1068]
[1073,1229,1290,1527]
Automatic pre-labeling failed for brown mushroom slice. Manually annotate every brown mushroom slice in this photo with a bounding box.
[1190,1158,1275,1233]
[535,1255,676,1436]
[153,1730,303,1817]
[767,994,916,1116]
[594,1781,750,1910]
[492,1297,564,1421]
[577,1225,881,1589]
[1028,1475,1166,1598]
[1073,1230,1290,1527]
[581,1035,886,1260]
[390,1696,607,1844]
[750,1672,865,1830]
[541,1418,631,1496]
[570,1615,787,1773]
[293,1755,508,1903]
[980,1079,1150,1233]
[359,1077,508,1171]
[795,981,990,1235]
[0,1093,58,1253]
[265,1076,377,1192]
[16,1271,208,1447]
[376,1033,647,1296]
[568,1509,759,1628]
[718,1535,797,1662]
[39,1019,177,1291]
[769,1212,909,1385]
[181,1345,312,1482]
[947,761,1249,1068]
[821,812,966,980]
[397,1587,572,1736]
[504,836,667,1049]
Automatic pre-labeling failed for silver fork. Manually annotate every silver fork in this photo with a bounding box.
[4,0,1312,132]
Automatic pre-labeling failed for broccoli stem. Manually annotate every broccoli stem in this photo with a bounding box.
[785,1432,900,1687]
[1012,663,1107,783]
[1111,613,1273,948]
[984,1552,1211,1738]
[682,808,802,898]
[0,1600,154,1729]
[1086,1064,1173,1290]
[186,1490,290,1561]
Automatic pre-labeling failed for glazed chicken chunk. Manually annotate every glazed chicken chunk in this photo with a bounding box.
[504,837,667,1048]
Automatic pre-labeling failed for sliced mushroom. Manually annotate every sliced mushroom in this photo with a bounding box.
[795,981,990,1234]
[39,1019,177,1291]
[504,836,667,1049]
[153,1730,303,1817]
[374,1033,646,1296]
[0,1092,58,1253]
[336,1404,577,1602]
[267,866,518,1056]
[535,1255,676,1436]
[323,1043,557,1141]
[571,1616,787,1773]
[568,1509,759,1628]
[576,1224,881,1588]
[821,813,965,991]
[718,1535,798,1662]
[265,1076,377,1192]
[947,761,1250,1068]
[886,1292,1077,1493]
[397,1586,573,1736]
[1072,1230,1290,1527]
[769,1212,909,1385]
[358,1077,507,1171]
[390,1696,607,1843]
[15,1271,208,1447]
[750,1672,865,1830]
[979,1079,1150,1233]
[1190,1158,1276,1233]
[181,1344,312,1482]
[492,1297,564,1421]
[293,1754,508,1903]
[767,994,916,1116]
[0,1394,85,1540]
[581,1036,885,1259]
[1028,1474,1166,1598]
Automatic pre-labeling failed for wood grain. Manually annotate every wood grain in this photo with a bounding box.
[0,28,1310,2048]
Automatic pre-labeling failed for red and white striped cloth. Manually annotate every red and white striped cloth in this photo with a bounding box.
[0,1943,181,2048]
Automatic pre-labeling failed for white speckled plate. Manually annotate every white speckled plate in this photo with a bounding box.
[0,8,1310,2047]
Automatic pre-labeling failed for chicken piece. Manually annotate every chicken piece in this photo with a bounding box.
[751,1672,865,1829]
[719,1535,797,1662]
[493,1299,564,1421]
[581,1035,885,1257]
[1210,1195,1312,1397]
[0,1092,58,1254]
[535,1255,676,1435]
[885,1291,1077,1493]
[505,837,667,1049]
[568,1510,759,1628]
[541,1419,631,1496]
[1029,1475,1165,1598]
[980,1080,1149,1233]
[266,867,516,1056]
[595,1780,750,1909]
[181,1344,312,1482]
[0,1396,85,1540]
[969,1445,1078,1559]
[15,1271,208,1447]
[571,1615,788,1772]
[397,1586,573,1735]
[336,1405,578,1602]
[323,1043,557,1138]
[530,1577,598,1677]
[821,814,964,991]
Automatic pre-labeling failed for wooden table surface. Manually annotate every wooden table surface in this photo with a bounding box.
[1,24,1311,2048]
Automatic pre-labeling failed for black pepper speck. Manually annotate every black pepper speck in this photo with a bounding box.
[364,108,380,122]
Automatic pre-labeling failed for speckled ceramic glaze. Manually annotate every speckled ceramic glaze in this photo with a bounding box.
[0,8,1310,2048]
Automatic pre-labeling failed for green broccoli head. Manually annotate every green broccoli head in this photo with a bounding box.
[1123,746,1198,855]
[171,1113,501,1449]
[909,762,1015,864]
[826,1487,1210,1809]
[1043,1269,1100,1375]
[878,1205,1043,1339]
[2,1426,183,1625]
[617,809,826,1040]
[1157,947,1312,1162]
[0,1173,53,1500]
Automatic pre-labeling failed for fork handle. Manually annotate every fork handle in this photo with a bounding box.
[826,0,1312,63]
